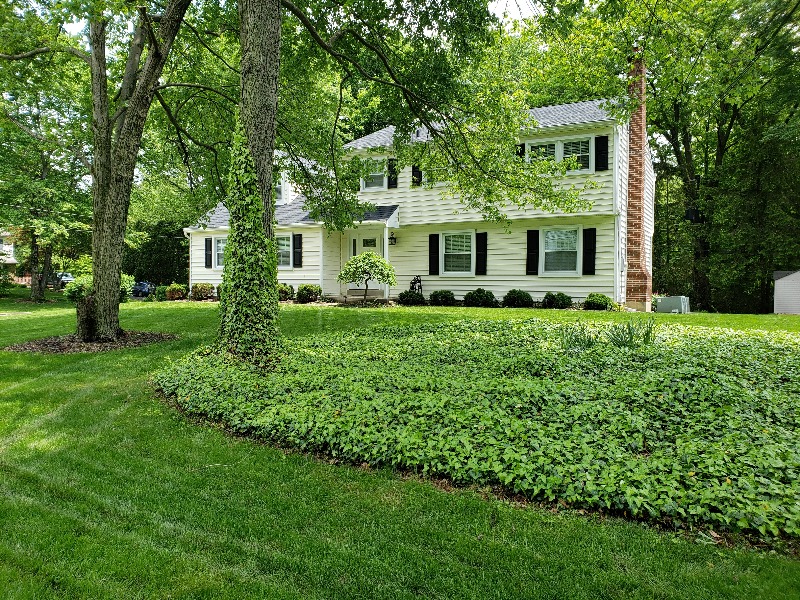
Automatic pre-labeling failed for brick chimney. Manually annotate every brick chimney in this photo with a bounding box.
[625,46,652,311]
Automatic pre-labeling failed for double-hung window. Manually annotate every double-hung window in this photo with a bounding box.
[542,228,579,274]
[524,138,593,172]
[530,142,556,160]
[562,139,590,170]
[274,173,283,204]
[361,167,386,191]
[215,237,227,268]
[276,235,291,267]
[443,232,472,274]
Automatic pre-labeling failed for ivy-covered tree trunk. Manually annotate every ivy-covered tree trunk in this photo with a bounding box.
[217,122,281,363]
[217,0,282,363]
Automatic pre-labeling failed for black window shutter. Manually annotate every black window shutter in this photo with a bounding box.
[516,143,526,158]
[428,234,440,276]
[204,237,213,268]
[387,159,398,188]
[526,230,539,275]
[595,136,609,171]
[411,165,422,186]
[292,233,303,268]
[475,232,487,275]
[582,228,596,275]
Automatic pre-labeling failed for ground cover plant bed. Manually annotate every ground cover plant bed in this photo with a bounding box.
[157,318,800,541]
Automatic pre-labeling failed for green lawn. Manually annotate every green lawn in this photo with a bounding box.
[1,299,800,599]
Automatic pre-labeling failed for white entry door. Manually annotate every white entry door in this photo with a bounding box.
[349,232,384,290]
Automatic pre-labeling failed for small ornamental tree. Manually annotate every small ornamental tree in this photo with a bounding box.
[337,252,397,303]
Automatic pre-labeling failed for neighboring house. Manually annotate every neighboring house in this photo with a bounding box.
[774,271,800,314]
[0,232,17,270]
[185,72,655,309]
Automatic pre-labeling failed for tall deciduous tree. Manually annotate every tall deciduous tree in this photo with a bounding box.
[534,0,800,310]
[2,0,191,339]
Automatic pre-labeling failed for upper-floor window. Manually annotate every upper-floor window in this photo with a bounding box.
[361,168,386,191]
[530,143,556,160]
[274,173,283,204]
[525,137,593,172]
[563,139,590,170]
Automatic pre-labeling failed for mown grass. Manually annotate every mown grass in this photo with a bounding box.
[1,299,800,598]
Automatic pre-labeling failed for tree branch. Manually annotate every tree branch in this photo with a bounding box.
[183,21,240,74]
[0,108,92,172]
[154,82,237,104]
[0,46,90,65]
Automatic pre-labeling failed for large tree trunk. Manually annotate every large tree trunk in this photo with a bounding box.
[219,0,282,359]
[78,0,191,341]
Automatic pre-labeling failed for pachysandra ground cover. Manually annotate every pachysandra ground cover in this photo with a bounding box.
[155,318,800,539]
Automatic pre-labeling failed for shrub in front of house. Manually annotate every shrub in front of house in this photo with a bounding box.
[191,283,215,300]
[464,288,499,308]
[155,285,168,302]
[502,288,534,308]
[296,284,322,304]
[397,290,426,306]
[542,291,572,309]
[583,292,614,311]
[429,290,457,306]
[166,283,188,301]
[278,283,294,301]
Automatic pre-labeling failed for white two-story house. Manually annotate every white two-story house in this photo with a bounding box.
[185,94,655,309]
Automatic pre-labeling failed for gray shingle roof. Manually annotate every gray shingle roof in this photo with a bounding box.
[191,202,399,229]
[344,99,615,150]
[344,126,396,150]
[774,271,799,281]
[528,99,614,129]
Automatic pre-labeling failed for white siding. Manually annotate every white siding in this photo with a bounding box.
[356,124,618,227]
[188,226,323,292]
[385,216,616,302]
[775,272,800,314]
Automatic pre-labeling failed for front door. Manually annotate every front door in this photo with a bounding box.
[349,232,383,290]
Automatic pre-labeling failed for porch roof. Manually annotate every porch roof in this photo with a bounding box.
[188,202,399,230]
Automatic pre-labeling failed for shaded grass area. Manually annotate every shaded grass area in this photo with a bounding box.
[1,300,799,598]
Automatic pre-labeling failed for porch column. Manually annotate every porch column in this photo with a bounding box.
[383,225,390,300]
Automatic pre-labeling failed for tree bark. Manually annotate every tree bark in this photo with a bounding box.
[79,0,192,341]
[238,0,282,236]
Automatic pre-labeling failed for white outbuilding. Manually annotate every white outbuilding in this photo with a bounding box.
[774,271,800,314]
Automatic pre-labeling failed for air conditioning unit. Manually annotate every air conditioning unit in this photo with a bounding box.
[655,296,690,314]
